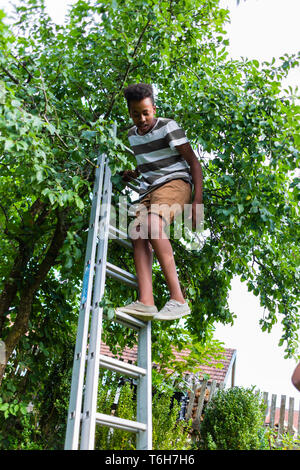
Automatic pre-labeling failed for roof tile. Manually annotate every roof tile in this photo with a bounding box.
[100,342,236,384]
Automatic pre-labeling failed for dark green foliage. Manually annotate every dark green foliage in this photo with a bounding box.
[152,392,192,450]
[0,274,77,449]
[95,374,136,450]
[95,371,191,450]
[0,333,74,449]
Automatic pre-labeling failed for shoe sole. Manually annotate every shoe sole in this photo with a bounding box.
[115,307,157,318]
[127,313,154,321]
[153,309,190,321]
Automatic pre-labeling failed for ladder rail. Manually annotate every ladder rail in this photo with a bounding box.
[64,153,106,450]
[136,321,152,449]
[80,162,113,450]
[65,129,153,450]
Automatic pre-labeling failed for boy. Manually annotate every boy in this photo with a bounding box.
[116,83,203,321]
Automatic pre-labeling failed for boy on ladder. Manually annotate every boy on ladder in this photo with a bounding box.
[116,83,203,322]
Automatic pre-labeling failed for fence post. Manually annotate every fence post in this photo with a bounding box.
[263,392,269,418]
[278,395,286,439]
[288,397,295,436]
[194,380,208,429]
[185,378,196,421]
[208,380,217,403]
[269,394,277,429]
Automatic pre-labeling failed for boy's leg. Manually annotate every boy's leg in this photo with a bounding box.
[147,213,185,304]
[115,200,158,317]
[132,234,155,306]
[129,198,155,306]
[115,228,157,318]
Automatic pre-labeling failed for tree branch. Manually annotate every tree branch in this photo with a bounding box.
[104,18,151,119]
[0,66,19,84]
[31,208,70,292]
[43,114,69,148]
[9,53,34,83]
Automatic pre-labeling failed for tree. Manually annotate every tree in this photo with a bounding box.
[0,0,299,391]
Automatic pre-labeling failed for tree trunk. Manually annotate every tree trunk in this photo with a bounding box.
[0,209,69,385]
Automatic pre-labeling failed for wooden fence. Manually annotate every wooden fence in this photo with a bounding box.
[183,379,223,430]
[184,379,300,437]
[262,391,300,437]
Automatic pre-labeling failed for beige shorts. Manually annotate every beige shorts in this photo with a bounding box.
[131,178,192,229]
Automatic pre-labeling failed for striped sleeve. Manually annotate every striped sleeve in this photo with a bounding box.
[164,120,189,149]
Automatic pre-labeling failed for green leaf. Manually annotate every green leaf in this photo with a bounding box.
[4,139,14,151]
[74,195,84,211]
[107,307,115,321]
[237,204,244,214]
[0,402,9,411]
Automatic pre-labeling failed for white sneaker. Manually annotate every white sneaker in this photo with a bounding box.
[115,300,158,320]
[153,299,190,321]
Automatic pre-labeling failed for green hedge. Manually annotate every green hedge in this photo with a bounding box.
[95,371,192,450]
[198,386,266,450]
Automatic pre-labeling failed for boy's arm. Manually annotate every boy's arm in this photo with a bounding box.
[175,142,203,229]
[176,142,203,202]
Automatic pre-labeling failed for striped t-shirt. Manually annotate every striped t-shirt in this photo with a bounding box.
[128,117,193,199]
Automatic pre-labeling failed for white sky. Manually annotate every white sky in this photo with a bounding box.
[214,0,300,403]
[0,0,299,401]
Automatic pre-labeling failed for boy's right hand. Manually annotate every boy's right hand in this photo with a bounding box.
[122,169,139,182]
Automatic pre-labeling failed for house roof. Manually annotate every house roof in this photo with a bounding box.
[170,347,236,384]
[100,342,236,385]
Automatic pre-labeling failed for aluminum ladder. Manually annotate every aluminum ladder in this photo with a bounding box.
[64,147,152,450]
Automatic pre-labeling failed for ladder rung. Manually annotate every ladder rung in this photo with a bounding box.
[124,144,135,156]
[99,354,146,379]
[108,225,133,250]
[95,413,147,433]
[104,310,146,331]
[127,181,139,193]
[106,262,138,288]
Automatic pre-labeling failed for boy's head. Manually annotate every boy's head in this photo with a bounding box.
[124,83,156,135]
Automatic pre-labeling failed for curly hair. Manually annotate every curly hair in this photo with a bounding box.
[123,83,154,110]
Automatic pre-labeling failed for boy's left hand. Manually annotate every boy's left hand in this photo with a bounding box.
[188,199,204,230]
[122,169,139,182]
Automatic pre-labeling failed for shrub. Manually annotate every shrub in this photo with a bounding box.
[95,377,136,450]
[198,386,266,450]
[95,371,191,450]
[152,392,192,450]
